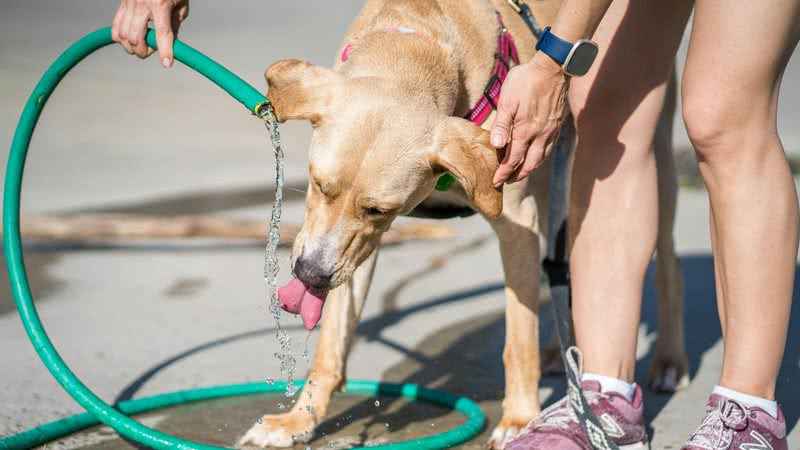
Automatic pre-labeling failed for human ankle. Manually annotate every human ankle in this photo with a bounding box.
[582,372,637,402]
[718,374,775,400]
[713,385,779,419]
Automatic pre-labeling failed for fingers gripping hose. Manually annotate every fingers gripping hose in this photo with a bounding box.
[1,27,485,449]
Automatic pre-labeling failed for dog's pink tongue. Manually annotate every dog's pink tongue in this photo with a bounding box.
[277,277,327,330]
[299,291,325,331]
[278,278,306,314]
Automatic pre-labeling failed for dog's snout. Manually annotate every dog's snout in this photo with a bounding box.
[293,255,332,290]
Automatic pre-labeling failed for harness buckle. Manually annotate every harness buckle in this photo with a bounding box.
[542,258,570,287]
[482,73,501,110]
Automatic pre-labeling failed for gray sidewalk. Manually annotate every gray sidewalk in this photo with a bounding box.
[1,2,799,449]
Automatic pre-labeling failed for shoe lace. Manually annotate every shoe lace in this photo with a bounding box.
[684,399,750,449]
[527,389,609,431]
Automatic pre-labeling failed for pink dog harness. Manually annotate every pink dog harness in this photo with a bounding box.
[464,14,520,125]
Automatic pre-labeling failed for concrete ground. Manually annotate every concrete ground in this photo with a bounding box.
[1,1,799,449]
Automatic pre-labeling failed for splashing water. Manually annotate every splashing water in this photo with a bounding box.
[303,330,313,364]
[260,104,298,398]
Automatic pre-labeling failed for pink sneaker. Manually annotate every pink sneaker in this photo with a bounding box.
[506,381,649,450]
[681,393,787,450]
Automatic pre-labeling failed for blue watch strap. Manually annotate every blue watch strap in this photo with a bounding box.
[535,26,572,65]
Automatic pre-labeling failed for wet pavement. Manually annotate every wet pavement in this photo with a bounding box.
[1,1,800,449]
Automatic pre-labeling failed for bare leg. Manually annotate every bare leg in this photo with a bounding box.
[682,0,800,399]
[709,208,728,335]
[568,0,692,381]
[650,69,689,392]
[238,250,379,448]
[487,173,548,449]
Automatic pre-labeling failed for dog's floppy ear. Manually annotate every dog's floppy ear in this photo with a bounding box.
[265,59,339,124]
[431,117,503,218]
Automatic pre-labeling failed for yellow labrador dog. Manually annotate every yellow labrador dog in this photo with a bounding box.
[239,0,687,448]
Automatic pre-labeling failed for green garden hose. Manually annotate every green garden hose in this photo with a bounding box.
[1,26,485,450]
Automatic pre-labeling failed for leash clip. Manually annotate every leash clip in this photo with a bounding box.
[506,0,523,14]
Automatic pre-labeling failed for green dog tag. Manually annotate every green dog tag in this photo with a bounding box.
[435,173,456,191]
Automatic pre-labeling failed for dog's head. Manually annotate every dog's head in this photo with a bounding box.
[267,59,501,292]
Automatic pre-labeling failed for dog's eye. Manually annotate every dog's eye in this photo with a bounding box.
[365,207,387,217]
[312,179,326,195]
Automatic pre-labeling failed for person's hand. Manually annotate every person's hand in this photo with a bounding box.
[490,52,569,186]
[112,0,189,68]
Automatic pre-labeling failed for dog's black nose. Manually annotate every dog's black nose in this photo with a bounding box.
[293,256,332,290]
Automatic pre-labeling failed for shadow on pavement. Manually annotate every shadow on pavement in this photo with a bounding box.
[635,255,800,432]
[319,254,800,444]
[73,253,798,447]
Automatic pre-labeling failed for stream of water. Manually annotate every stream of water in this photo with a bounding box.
[261,105,300,398]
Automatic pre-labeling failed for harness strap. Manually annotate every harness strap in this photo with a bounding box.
[463,13,520,126]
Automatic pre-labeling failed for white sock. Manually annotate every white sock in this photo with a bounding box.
[713,385,778,418]
[582,372,636,402]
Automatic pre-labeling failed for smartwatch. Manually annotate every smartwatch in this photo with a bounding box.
[535,26,598,77]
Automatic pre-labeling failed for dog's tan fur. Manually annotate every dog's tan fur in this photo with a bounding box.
[239,1,687,448]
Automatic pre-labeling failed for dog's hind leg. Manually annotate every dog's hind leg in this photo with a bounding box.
[238,250,379,449]
[486,179,545,450]
[648,68,689,393]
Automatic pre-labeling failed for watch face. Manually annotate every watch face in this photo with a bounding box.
[564,40,598,77]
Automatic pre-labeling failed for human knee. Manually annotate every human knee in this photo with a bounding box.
[682,95,734,160]
[682,82,771,162]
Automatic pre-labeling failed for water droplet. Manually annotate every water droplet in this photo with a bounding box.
[374,400,380,407]
[309,379,317,386]
[266,378,275,385]
[384,422,389,427]
[285,382,300,397]
[256,418,263,424]
[307,390,313,398]
[291,434,297,441]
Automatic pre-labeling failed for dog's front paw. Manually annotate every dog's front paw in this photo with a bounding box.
[237,413,316,449]
[487,419,528,449]
[648,347,689,393]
